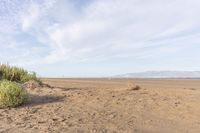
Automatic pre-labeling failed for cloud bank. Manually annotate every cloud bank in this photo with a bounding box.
[0,0,200,76]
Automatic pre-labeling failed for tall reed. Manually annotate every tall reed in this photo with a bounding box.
[0,64,38,83]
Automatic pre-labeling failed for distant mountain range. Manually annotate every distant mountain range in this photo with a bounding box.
[115,71,200,78]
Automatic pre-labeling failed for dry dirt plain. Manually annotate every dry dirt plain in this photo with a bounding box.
[0,78,200,133]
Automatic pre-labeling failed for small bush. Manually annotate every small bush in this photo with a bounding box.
[0,80,28,108]
[0,64,39,83]
[131,85,141,90]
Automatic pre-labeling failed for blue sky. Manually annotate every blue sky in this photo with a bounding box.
[0,0,200,77]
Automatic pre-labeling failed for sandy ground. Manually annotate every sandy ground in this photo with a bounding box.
[0,78,200,133]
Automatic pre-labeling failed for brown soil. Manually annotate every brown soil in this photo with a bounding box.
[0,78,200,133]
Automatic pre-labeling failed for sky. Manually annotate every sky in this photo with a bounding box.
[0,0,200,77]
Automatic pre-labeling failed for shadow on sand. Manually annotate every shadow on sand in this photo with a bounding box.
[24,94,65,107]
[20,83,81,107]
[42,83,81,91]
[57,87,81,91]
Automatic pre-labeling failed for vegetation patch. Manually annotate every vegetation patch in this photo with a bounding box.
[0,80,28,108]
[0,64,39,83]
[0,64,41,108]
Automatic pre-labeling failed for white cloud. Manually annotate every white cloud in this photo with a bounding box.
[20,2,40,31]
[0,0,200,70]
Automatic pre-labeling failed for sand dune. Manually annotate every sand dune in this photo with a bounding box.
[0,79,200,133]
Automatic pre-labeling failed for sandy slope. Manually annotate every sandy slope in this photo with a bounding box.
[0,79,200,133]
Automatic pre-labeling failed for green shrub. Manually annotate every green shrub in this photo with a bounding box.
[0,64,39,83]
[0,80,28,108]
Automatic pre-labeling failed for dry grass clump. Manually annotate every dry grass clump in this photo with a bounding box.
[131,85,141,90]
[128,83,141,91]
[0,80,28,108]
[0,64,39,83]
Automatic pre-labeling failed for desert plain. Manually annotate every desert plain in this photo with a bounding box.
[0,78,200,133]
